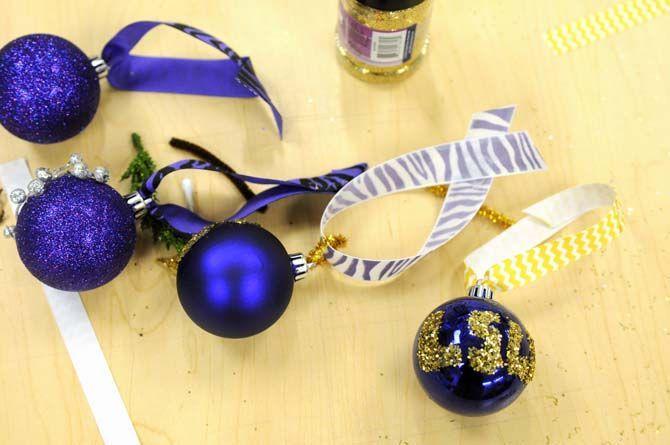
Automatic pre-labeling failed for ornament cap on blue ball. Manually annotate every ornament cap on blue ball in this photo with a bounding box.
[176,221,304,339]
[413,284,536,416]
[8,154,135,291]
[0,34,101,144]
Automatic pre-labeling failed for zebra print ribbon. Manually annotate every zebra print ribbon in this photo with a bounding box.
[102,21,282,136]
[464,184,624,291]
[320,106,547,282]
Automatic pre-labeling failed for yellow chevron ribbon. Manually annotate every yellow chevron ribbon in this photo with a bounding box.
[544,0,670,54]
[465,185,624,292]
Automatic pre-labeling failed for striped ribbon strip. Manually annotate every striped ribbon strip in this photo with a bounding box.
[320,106,546,282]
[465,184,624,292]
[544,0,670,54]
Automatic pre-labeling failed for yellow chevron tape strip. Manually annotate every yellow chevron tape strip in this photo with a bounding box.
[465,201,624,292]
[544,0,670,54]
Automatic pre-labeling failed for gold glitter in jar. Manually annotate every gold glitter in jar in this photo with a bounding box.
[467,310,504,375]
[506,321,536,384]
[416,310,463,372]
[336,0,434,82]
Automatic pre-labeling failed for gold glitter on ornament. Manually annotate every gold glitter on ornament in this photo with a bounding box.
[506,321,536,384]
[416,310,463,372]
[467,310,504,375]
[157,223,216,275]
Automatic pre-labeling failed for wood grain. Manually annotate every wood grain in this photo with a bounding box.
[0,0,668,443]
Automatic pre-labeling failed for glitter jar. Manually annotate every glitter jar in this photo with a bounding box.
[336,0,433,82]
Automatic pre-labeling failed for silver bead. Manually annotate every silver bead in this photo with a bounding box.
[9,188,27,204]
[69,153,84,165]
[35,167,53,181]
[290,253,309,281]
[3,226,15,239]
[26,179,45,197]
[71,162,89,179]
[93,166,110,183]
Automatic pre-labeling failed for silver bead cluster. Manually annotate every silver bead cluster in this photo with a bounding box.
[4,154,111,239]
[8,153,110,208]
[5,154,110,238]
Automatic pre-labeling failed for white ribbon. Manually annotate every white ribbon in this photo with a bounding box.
[0,159,140,445]
[464,183,618,279]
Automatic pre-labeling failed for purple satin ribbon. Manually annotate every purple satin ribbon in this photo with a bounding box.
[138,159,367,235]
[102,21,282,137]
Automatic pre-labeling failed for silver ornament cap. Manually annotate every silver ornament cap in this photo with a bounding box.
[124,191,153,219]
[290,253,310,281]
[467,282,495,300]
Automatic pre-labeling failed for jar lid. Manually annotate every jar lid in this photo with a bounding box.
[357,0,425,11]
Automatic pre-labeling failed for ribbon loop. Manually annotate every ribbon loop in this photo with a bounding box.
[464,184,624,292]
[139,159,367,236]
[320,107,547,282]
[102,21,282,136]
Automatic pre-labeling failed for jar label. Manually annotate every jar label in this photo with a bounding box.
[338,4,418,67]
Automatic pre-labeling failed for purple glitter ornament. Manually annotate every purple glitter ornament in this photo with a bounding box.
[14,174,136,291]
[0,22,283,144]
[0,34,100,144]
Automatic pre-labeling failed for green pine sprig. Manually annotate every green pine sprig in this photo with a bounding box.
[121,133,156,191]
[122,133,186,252]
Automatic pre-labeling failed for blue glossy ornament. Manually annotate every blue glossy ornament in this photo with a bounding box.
[15,175,136,291]
[413,296,535,416]
[177,222,294,338]
[0,34,100,144]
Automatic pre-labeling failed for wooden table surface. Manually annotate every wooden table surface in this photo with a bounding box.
[0,1,668,444]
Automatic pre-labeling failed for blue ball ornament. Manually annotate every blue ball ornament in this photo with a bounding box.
[413,296,536,416]
[14,173,136,291]
[176,222,295,338]
[0,34,100,144]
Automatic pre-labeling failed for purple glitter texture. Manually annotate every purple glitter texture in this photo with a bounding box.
[0,34,100,144]
[15,175,136,291]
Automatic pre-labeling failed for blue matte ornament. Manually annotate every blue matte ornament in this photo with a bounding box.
[176,222,296,338]
[0,34,100,144]
[413,292,536,416]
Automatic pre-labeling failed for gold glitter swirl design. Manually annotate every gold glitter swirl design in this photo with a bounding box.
[506,321,536,384]
[467,310,504,375]
[427,186,516,229]
[416,310,463,372]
